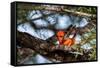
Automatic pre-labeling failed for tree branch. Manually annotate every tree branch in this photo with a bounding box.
[17,31,89,62]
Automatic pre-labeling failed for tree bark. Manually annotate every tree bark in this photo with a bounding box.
[17,31,89,62]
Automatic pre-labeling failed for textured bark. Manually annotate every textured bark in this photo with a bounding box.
[17,31,89,62]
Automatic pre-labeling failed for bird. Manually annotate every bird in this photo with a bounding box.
[56,30,65,45]
[56,28,77,47]
[63,38,75,47]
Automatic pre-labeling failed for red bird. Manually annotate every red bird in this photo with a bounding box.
[56,31,75,47]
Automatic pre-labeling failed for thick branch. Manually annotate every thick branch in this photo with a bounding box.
[17,31,89,62]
